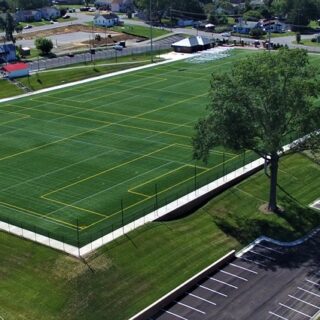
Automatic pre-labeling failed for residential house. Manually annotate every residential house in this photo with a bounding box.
[0,44,17,63]
[93,13,119,27]
[262,20,286,33]
[95,0,132,12]
[177,18,195,27]
[15,10,42,22]
[233,21,260,34]
[250,0,264,7]
[40,7,61,20]
[52,0,82,4]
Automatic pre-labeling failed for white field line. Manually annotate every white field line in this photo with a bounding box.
[250,250,276,261]
[199,285,228,297]
[219,270,248,281]
[230,263,258,274]
[162,310,188,320]
[268,311,288,320]
[188,293,216,306]
[239,256,267,267]
[279,303,312,318]
[256,243,283,254]
[209,277,238,289]
[174,301,206,314]
[298,287,320,298]
[288,295,320,310]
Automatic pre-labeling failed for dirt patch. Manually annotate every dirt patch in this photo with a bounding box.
[259,203,284,215]
[12,24,141,42]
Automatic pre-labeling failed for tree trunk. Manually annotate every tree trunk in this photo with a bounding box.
[268,152,279,212]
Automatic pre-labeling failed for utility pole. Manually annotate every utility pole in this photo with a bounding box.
[149,0,153,63]
[268,24,271,51]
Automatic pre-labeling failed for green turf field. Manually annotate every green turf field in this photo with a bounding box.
[0,50,262,246]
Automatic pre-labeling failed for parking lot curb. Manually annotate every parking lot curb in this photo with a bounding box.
[312,310,320,320]
[128,250,236,320]
[236,226,320,258]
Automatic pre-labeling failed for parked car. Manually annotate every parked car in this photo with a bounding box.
[221,32,231,38]
[23,25,32,29]
[113,44,123,51]
[62,14,70,19]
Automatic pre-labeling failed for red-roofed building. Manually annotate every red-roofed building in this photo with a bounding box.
[1,62,29,79]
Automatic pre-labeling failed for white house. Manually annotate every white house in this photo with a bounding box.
[93,13,119,27]
[40,7,61,20]
[95,0,132,12]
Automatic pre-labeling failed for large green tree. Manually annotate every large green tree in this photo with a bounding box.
[193,49,320,212]
[272,0,320,27]
[16,0,49,10]
[35,37,53,56]
[0,12,15,41]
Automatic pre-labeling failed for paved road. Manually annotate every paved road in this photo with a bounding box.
[153,234,320,320]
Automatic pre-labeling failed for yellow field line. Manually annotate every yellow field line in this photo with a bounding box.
[129,164,208,197]
[127,189,151,198]
[42,144,175,198]
[176,143,238,157]
[41,195,106,218]
[0,200,77,230]
[0,114,30,126]
[80,195,153,231]
[0,123,109,162]
[31,97,193,130]
[7,102,189,139]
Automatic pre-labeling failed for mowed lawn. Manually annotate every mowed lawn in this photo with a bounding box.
[0,153,319,320]
[0,49,259,246]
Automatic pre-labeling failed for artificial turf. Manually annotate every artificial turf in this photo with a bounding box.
[0,152,319,320]
[0,49,262,246]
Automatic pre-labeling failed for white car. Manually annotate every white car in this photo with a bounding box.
[113,44,123,51]
[221,32,231,38]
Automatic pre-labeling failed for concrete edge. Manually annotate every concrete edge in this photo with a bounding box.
[128,250,236,320]
[236,227,320,258]
[312,310,320,320]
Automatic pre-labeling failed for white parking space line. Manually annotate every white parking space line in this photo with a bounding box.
[288,295,320,309]
[298,287,320,298]
[306,279,320,287]
[250,250,276,261]
[174,301,206,314]
[230,263,258,274]
[162,309,188,320]
[188,293,217,306]
[268,311,289,320]
[199,285,228,297]
[240,256,267,267]
[257,243,283,254]
[279,303,312,318]
[209,277,238,289]
[220,270,248,281]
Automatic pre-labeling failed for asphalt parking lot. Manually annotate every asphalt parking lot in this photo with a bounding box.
[151,233,320,320]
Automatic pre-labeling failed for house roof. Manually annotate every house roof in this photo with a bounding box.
[234,21,258,28]
[2,62,29,72]
[94,13,119,19]
[172,36,211,48]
